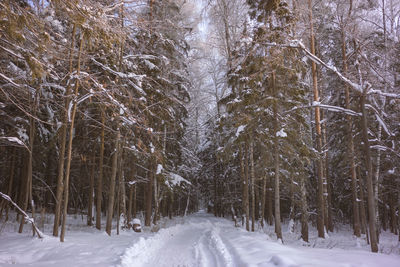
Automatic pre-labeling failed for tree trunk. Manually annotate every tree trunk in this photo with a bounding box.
[267,176,273,226]
[119,151,126,220]
[260,174,266,228]
[250,139,256,232]
[357,166,368,236]
[240,144,246,226]
[308,0,325,238]
[145,160,153,226]
[322,111,333,232]
[96,110,105,230]
[272,71,282,241]
[87,153,95,226]
[19,89,38,236]
[341,24,361,237]
[244,143,250,231]
[300,173,309,242]
[60,32,85,242]
[360,93,379,252]
[53,24,76,237]
[133,183,137,219]
[153,162,159,225]
[288,175,295,233]
[106,129,120,236]
[127,183,133,223]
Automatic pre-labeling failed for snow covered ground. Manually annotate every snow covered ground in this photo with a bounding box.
[1,211,400,266]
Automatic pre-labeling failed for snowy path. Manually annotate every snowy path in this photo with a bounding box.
[1,211,400,266]
[119,211,400,267]
[120,212,234,267]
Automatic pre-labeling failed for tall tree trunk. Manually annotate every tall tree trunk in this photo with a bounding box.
[133,183,137,219]
[260,174,266,228]
[322,111,333,232]
[60,32,84,242]
[244,143,250,231]
[127,182,133,223]
[360,93,378,252]
[341,19,361,238]
[272,71,282,241]
[106,129,120,236]
[118,151,126,221]
[288,175,295,233]
[308,0,325,238]
[53,24,76,237]
[153,163,159,225]
[300,172,309,242]
[357,166,368,236]
[96,110,105,230]
[267,176,273,226]
[355,40,378,251]
[145,160,153,226]
[250,139,256,232]
[87,153,95,226]
[240,144,246,226]
[19,86,38,235]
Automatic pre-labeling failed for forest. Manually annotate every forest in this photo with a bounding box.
[0,0,399,257]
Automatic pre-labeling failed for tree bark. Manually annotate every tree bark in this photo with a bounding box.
[267,176,273,226]
[19,87,38,236]
[133,183,137,219]
[87,153,95,226]
[360,93,379,252]
[300,172,309,242]
[357,166,368,236]
[250,139,256,232]
[106,129,120,236]
[260,174,266,228]
[308,0,325,238]
[145,160,153,226]
[53,24,76,237]
[60,32,84,242]
[243,143,250,231]
[127,182,133,223]
[341,22,361,237]
[96,109,105,230]
[272,71,282,241]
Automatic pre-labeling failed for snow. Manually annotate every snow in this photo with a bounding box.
[0,136,26,147]
[156,164,163,175]
[132,218,141,225]
[1,211,400,267]
[276,128,287,138]
[235,125,245,137]
[166,172,191,187]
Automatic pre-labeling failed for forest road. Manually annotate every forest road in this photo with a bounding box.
[119,210,243,267]
[118,211,400,267]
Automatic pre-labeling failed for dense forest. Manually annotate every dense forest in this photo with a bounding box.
[0,0,399,254]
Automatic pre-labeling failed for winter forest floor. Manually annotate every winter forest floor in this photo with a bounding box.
[1,211,400,267]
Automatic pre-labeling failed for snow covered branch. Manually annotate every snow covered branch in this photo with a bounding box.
[91,58,145,81]
[0,192,43,238]
[263,41,400,100]
[368,89,400,99]
[284,102,361,117]
[365,104,393,136]
[0,72,22,88]
[0,137,31,152]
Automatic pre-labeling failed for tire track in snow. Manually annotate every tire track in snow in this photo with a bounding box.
[119,216,236,267]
